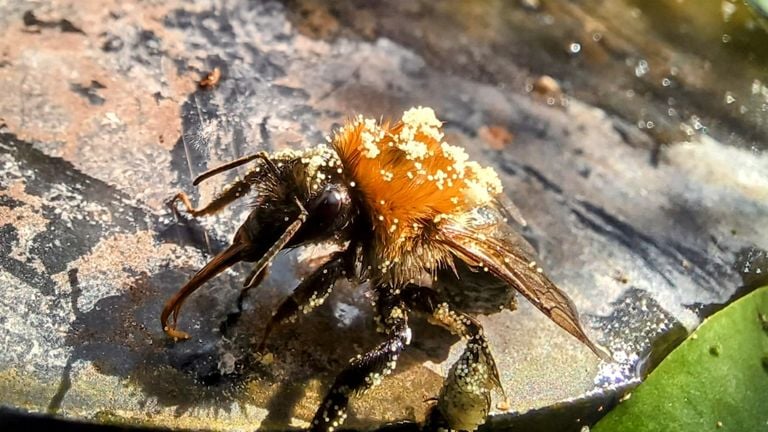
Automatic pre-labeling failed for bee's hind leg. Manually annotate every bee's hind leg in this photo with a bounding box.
[400,285,502,385]
[401,284,505,432]
[310,287,411,432]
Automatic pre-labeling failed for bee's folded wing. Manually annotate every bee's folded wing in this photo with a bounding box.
[438,221,612,361]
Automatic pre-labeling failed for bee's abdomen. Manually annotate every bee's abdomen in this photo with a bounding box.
[434,259,517,314]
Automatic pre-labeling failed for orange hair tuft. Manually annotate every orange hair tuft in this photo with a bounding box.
[332,107,502,263]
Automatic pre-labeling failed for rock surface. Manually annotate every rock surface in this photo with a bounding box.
[0,0,766,430]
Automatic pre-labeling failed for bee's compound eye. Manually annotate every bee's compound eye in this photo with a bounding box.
[315,188,343,222]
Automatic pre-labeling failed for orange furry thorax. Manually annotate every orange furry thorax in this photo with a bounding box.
[332,107,502,267]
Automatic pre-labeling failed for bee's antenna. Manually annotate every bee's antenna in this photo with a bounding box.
[192,151,277,186]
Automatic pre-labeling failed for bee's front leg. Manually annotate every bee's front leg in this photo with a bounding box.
[168,176,253,218]
[401,284,504,432]
[310,288,411,432]
[168,152,274,218]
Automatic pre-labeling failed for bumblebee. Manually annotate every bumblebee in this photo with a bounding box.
[162,107,609,431]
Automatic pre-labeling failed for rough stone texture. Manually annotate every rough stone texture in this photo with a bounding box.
[0,0,766,431]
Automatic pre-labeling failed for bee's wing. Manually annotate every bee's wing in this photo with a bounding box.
[439,214,611,361]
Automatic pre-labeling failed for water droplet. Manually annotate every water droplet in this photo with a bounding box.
[592,32,602,42]
[661,78,671,87]
[692,115,704,130]
[569,42,582,54]
[626,89,635,97]
[635,59,649,77]
[725,91,736,104]
[722,33,731,43]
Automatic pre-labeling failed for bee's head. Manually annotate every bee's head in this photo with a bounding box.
[162,145,357,339]
[210,145,361,271]
[235,146,356,260]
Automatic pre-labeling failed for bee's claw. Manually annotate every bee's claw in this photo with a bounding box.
[163,326,191,341]
[166,193,184,218]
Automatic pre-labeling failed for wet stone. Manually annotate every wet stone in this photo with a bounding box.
[0,0,767,431]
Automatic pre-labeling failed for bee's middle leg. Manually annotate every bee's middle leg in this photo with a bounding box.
[310,288,411,432]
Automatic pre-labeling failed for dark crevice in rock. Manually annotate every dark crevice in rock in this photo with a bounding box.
[500,152,733,298]
[520,164,564,195]
[573,201,702,289]
[0,224,56,295]
[101,33,124,52]
[70,80,107,106]
[22,10,85,34]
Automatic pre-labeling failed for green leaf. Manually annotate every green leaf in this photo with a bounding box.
[593,286,768,432]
